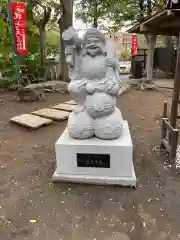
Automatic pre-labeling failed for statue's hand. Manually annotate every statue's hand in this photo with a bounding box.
[86,82,95,95]
[65,45,76,56]
[68,80,86,94]
[106,57,118,69]
[105,79,120,96]
[105,79,116,91]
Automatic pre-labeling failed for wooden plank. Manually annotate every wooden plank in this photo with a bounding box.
[10,114,52,129]
[32,108,70,121]
[52,103,75,112]
[163,118,178,133]
[163,117,173,145]
[64,100,76,105]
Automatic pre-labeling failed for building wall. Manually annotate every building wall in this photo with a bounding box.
[105,32,165,53]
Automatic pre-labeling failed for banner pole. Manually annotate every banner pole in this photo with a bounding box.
[7,0,21,87]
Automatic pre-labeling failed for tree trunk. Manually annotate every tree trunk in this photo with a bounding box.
[147,0,152,17]
[39,25,46,78]
[93,0,98,28]
[58,0,73,81]
[139,0,144,22]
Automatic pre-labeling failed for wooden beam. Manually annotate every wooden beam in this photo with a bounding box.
[128,9,180,35]
[156,29,179,36]
[160,21,180,29]
[170,33,180,129]
[167,9,174,16]
[140,10,167,25]
[140,24,148,32]
[128,26,178,36]
[163,118,175,132]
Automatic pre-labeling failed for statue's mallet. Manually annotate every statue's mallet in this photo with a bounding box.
[62,27,82,66]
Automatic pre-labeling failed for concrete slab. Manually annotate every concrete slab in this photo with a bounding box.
[52,103,75,112]
[64,100,76,105]
[32,108,70,121]
[10,114,52,129]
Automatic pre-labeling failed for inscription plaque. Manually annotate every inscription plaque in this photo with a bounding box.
[77,153,110,168]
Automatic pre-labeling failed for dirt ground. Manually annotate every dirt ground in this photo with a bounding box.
[0,88,180,240]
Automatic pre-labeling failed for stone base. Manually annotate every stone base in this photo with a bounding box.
[52,170,136,186]
[52,121,136,187]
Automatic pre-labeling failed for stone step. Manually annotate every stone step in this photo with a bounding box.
[10,114,52,129]
[31,108,70,121]
[64,100,76,105]
[52,103,75,112]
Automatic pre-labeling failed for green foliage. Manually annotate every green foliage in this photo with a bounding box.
[75,0,125,32]
[75,0,166,31]
[120,48,131,61]
[0,0,68,86]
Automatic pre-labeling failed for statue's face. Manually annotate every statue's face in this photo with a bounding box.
[84,37,104,57]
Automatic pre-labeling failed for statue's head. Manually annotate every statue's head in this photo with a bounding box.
[82,28,106,57]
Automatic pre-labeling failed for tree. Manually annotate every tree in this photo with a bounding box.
[29,0,73,81]
[0,0,11,56]
[120,48,131,61]
[27,0,52,77]
[58,0,73,81]
[75,0,125,32]
[75,0,166,32]
[52,0,73,81]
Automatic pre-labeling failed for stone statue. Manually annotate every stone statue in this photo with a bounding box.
[62,27,124,140]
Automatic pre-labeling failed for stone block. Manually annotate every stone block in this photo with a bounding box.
[64,100,76,105]
[52,121,136,186]
[52,103,75,112]
[32,108,70,121]
[10,114,52,129]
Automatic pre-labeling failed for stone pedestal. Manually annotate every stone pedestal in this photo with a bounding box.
[52,121,136,186]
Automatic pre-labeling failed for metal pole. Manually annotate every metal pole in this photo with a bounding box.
[7,0,21,87]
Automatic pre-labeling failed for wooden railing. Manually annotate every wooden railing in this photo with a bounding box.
[161,101,179,165]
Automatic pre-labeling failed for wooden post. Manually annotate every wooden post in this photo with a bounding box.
[161,101,168,148]
[169,129,179,165]
[163,101,168,118]
[161,119,166,148]
[146,33,156,83]
[170,33,180,129]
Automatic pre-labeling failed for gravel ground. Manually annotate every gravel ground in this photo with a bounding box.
[0,88,180,240]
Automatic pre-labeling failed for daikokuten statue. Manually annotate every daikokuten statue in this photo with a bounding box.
[62,27,124,140]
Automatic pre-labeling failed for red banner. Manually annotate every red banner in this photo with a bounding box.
[132,34,138,56]
[11,2,28,55]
